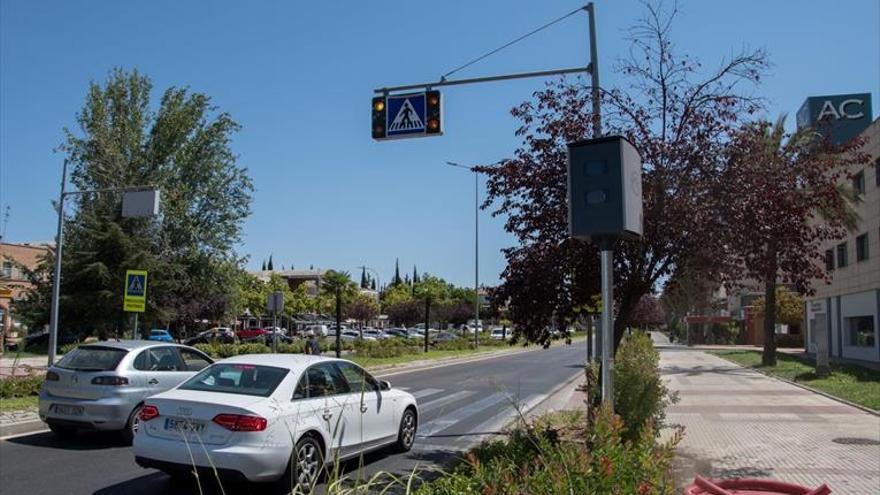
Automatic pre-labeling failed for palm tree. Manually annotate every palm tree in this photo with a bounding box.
[322,270,355,357]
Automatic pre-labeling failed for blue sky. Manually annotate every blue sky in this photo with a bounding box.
[1,0,878,287]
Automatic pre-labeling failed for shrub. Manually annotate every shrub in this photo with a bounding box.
[355,339,420,358]
[416,407,680,495]
[59,342,80,355]
[0,374,44,399]
[776,333,804,348]
[433,338,472,351]
[614,332,678,440]
[276,343,304,354]
[214,343,240,358]
[193,343,218,357]
[237,343,270,355]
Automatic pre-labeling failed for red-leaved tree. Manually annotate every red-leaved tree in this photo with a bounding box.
[479,2,769,350]
[718,116,869,365]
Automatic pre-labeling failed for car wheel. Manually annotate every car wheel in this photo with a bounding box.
[393,408,417,452]
[48,422,77,439]
[120,404,142,444]
[282,435,324,493]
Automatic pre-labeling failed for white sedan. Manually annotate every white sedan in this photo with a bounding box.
[133,354,418,491]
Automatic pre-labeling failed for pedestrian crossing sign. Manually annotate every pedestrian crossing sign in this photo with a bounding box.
[123,269,148,313]
[373,91,442,140]
[387,93,426,137]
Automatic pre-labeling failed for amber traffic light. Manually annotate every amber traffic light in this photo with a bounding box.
[425,90,442,135]
[372,96,387,139]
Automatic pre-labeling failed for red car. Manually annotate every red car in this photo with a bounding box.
[236,328,269,340]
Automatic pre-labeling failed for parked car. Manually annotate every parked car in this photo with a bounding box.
[431,331,460,343]
[38,341,214,442]
[384,328,410,339]
[264,332,293,345]
[490,328,510,340]
[133,354,418,491]
[362,328,389,340]
[236,328,269,340]
[339,329,376,342]
[147,330,174,342]
[184,327,237,346]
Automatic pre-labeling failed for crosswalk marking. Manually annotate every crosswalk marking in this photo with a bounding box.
[410,388,443,399]
[418,390,476,412]
[418,392,509,437]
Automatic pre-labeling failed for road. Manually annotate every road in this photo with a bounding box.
[0,341,586,494]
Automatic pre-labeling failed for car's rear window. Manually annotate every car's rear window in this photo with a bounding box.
[55,346,127,371]
[179,363,288,397]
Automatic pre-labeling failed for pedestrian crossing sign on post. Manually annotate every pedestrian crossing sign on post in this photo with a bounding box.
[123,270,148,313]
[372,91,442,140]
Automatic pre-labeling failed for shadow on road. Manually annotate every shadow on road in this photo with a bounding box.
[6,430,128,451]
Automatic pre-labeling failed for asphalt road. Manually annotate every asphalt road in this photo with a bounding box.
[0,341,586,494]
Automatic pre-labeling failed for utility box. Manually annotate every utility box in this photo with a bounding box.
[122,188,160,218]
[567,136,643,241]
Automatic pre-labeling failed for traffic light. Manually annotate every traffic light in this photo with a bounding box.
[372,96,387,140]
[425,90,441,135]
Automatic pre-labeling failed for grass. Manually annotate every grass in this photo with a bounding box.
[0,395,38,412]
[712,350,880,411]
[353,343,523,369]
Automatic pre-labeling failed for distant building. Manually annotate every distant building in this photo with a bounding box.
[253,269,326,296]
[804,116,879,363]
[0,242,51,347]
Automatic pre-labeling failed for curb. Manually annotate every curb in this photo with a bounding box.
[523,369,586,419]
[711,353,880,417]
[0,419,47,440]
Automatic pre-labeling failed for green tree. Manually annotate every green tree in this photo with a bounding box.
[267,255,273,271]
[25,69,254,338]
[414,274,449,351]
[392,258,402,286]
[753,287,804,327]
[321,270,357,357]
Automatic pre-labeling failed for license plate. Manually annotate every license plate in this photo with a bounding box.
[52,404,83,416]
[164,417,206,434]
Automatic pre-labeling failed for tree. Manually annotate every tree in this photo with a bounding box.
[630,295,665,329]
[719,116,867,365]
[414,275,449,352]
[267,255,274,271]
[321,270,356,357]
[371,278,377,291]
[22,69,254,338]
[360,267,368,289]
[346,293,379,330]
[261,260,266,271]
[752,287,804,328]
[477,3,769,350]
[392,258,402,286]
[413,266,420,284]
[385,300,423,327]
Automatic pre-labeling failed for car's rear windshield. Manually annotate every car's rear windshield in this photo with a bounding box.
[55,346,127,372]
[179,363,288,397]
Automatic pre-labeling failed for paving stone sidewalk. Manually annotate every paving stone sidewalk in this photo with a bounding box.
[660,345,880,493]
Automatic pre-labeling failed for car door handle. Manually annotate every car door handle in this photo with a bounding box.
[148,379,159,385]
[322,409,333,421]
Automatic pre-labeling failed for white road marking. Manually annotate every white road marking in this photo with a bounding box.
[418,392,508,436]
[418,390,475,412]
[411,388,443,399]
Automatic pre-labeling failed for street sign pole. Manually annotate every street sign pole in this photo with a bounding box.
[133,313,139,340]
[600,243,614,404]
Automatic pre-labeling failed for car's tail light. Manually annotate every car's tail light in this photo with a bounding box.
[140,405,160,422]
[45,371,60,381]
[212,414,268,431]
[91,376,129,386]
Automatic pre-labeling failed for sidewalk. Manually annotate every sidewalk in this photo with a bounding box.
[660,345,880,493]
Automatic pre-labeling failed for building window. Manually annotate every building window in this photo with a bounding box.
[836,242,848,268]
[856,233,869,262]
[824,249,834,271]
[0,261,11,279]
[846,316,875,348]
[852,170,865,196]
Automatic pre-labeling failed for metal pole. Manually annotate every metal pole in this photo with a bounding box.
[133,313,139,340]
[587,2,601,136]
[374,66,590,94]
[600,248,614,404]
[272,310,278,353]
[48,161,67,366]
[474,170,480,348]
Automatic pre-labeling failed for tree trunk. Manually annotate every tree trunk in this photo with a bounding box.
[586,314,594,362]
[335,286,342,358]
[424,298,430,353]
[761,276,777,366]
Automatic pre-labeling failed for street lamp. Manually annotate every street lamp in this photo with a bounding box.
[445,159,507,348]
[47,160,159,366]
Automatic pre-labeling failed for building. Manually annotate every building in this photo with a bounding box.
[0,242,51,348]
[803,100,879,363]
[253,269,326,296]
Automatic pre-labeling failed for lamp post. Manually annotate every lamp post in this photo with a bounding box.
[445,160,506,348]
[47,161,159,366]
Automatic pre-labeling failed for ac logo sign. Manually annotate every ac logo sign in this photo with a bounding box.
[816,98,866,120]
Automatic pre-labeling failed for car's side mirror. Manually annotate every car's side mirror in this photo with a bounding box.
[380,380,391,391]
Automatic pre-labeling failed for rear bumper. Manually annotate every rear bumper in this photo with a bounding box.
[38,390,133,431]
[133,430,290,482]
[135,456,249,483]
